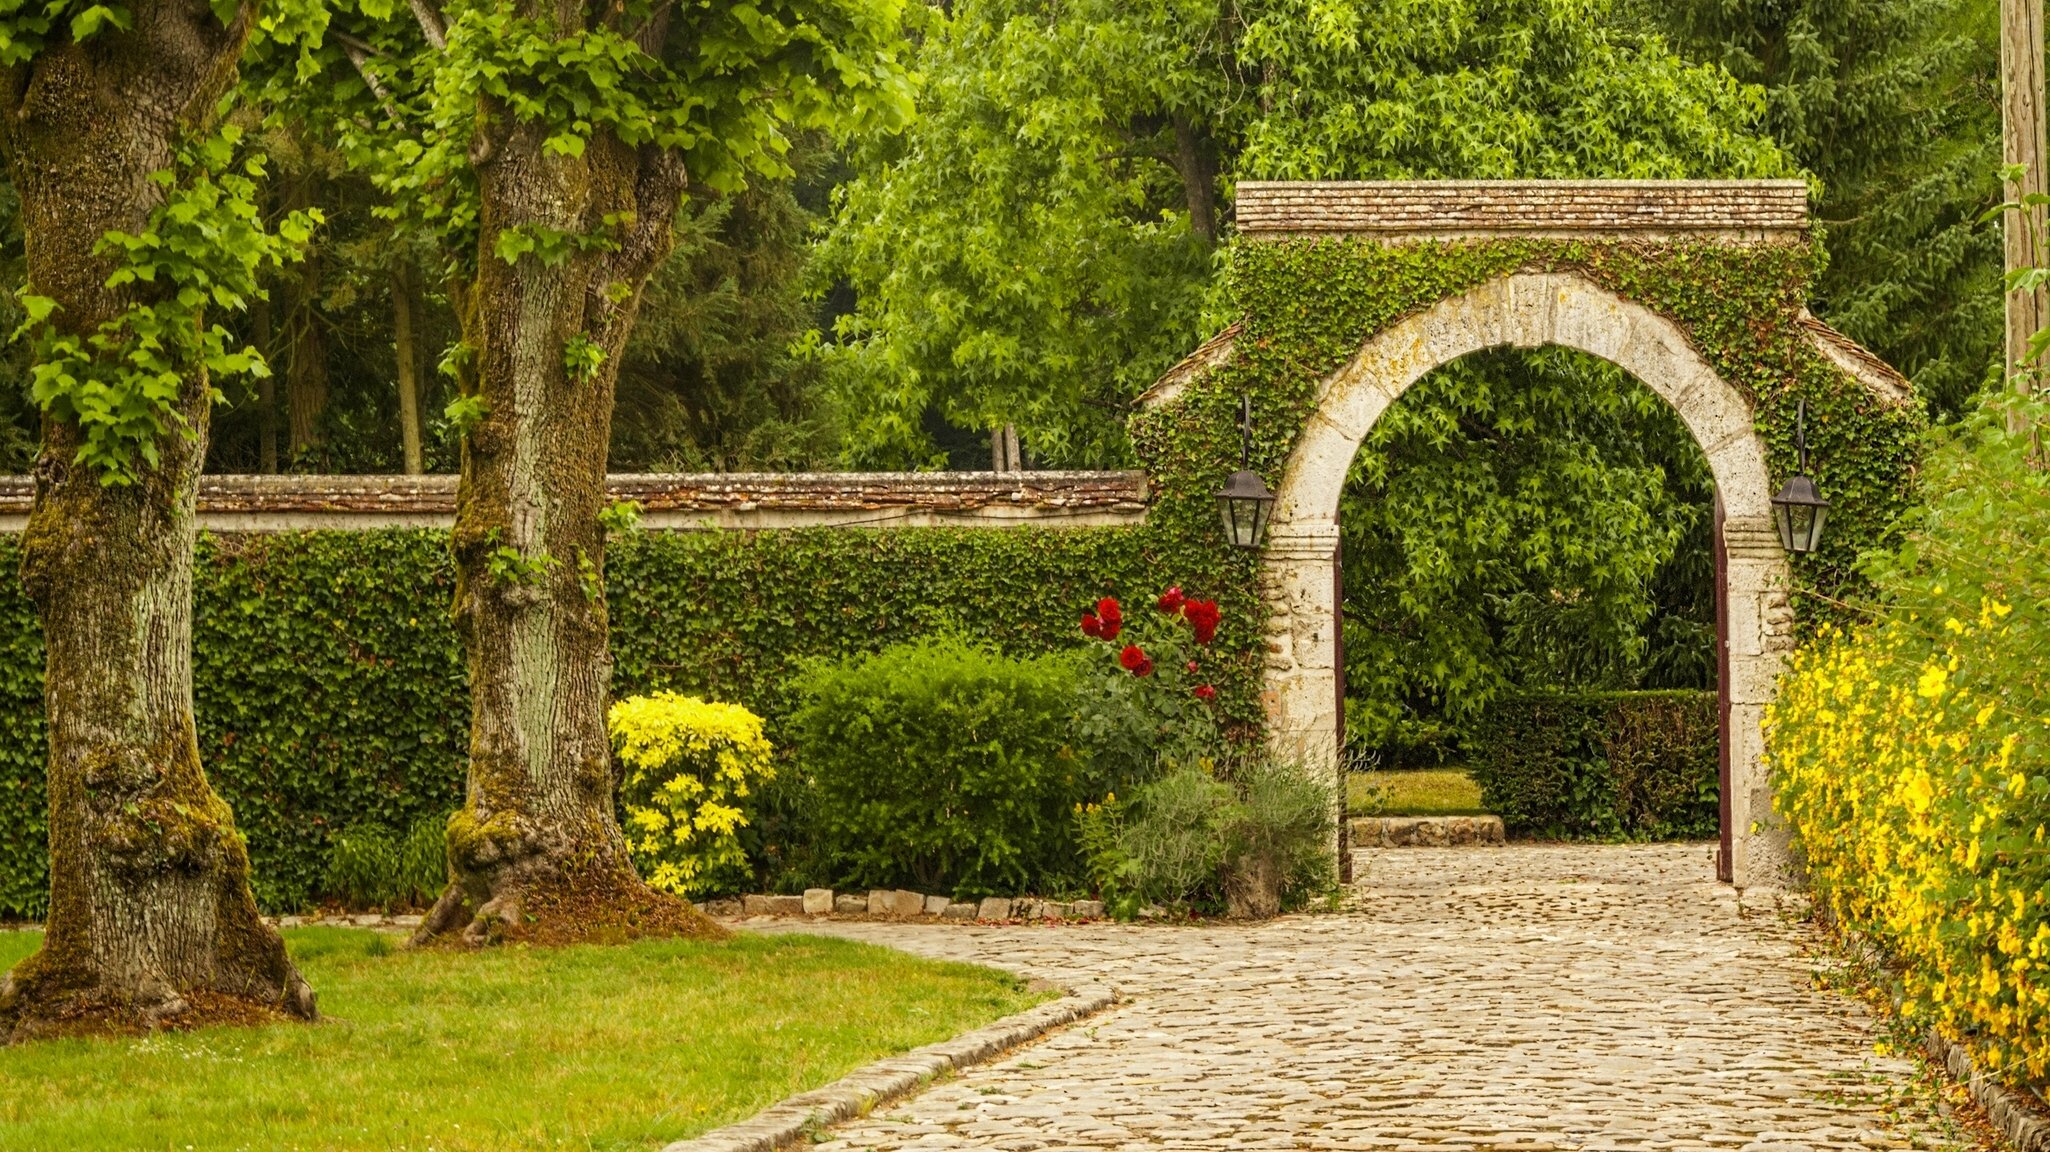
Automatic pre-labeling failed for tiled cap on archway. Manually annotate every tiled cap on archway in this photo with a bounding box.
[1137,181,1918,890]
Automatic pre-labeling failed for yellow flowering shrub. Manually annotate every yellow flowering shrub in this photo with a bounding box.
[608,692,775,898]
[1767,399,2050,1090]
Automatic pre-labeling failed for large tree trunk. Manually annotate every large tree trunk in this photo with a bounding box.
[0,1,316,1042]
[414,99,713,946]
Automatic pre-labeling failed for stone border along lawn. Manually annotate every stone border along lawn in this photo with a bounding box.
[660,984,1117,1152]
[709,890,1108,922]
[0,927,1051,1152]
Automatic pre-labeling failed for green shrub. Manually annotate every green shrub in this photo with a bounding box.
[790,638,1089,897]
[1118,764,1234,913]
[398,816,449,903]
[1075,753,1336,918]
[325,825,402,910]
[1224,753,1337,915]
[324,815,447,911]
[609,692,776,898]
[1468,690,1718,840]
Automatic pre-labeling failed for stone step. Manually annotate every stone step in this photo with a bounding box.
[1351,815,1505,847]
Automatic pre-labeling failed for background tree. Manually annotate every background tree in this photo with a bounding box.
[818,0,1788,754]
[1647,0,2006,421]
[250,0,912,942]
[0,0,320,1038]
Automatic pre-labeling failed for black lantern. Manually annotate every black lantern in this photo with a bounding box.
[1217,395,1275,549]
[1771,399,1829,555]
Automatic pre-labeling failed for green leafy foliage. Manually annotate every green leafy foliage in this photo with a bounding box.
[819,0,1790,467]
[0,523,1172,915]
[323,815,449,910]
[1341,348,1716,751]
[12,124,321,483]
[788,638,1090,897]
[1647,0,2004,421]
[1467,690,1720,840]
[1073,752,1334,917]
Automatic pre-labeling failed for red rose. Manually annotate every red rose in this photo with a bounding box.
[1157,586,1185,614]
[1184,599,1220,644]
[1081,612,1102,637]
[1095,597,1123,639]
[1136,657,1154,677]
[1119,644,1146,671]
[1186,660,1198,673]
[1193,684,1217,701]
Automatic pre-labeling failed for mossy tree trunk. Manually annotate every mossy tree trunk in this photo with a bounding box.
[415,89,709,945]
[0,0,317,1041]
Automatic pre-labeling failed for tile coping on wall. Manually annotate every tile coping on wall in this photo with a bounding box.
[658,981,1118,1152]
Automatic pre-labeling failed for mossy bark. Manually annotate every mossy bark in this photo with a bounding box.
[416,88,711,945]
[0,0,316,1041]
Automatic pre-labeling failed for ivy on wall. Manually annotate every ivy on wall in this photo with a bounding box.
[0,527,1168,916]
[1134,237,1927,622]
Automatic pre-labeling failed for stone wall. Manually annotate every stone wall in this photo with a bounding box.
[1236,180,1811,243]
[0,471,1151,532]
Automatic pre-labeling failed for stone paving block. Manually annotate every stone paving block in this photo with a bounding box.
[804,888,835,915]
[750,845,1981,1152]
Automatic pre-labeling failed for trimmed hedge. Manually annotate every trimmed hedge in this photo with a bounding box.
[1468,690,1719,840]
[0,525,1163,916]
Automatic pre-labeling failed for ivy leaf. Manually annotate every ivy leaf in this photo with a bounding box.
[68,3,131,41]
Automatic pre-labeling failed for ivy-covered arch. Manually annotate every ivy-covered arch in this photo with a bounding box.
[1132,182,1923,889]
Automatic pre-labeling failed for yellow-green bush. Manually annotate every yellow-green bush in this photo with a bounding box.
[1767,400,2050,1088]
[608,692,776,898]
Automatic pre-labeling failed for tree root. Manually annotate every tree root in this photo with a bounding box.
[410,865,725,949]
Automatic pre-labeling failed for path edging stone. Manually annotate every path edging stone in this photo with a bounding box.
[1831,916,2050,1152]
[658,982,1117,1152]
[1925,1031,2050,1152]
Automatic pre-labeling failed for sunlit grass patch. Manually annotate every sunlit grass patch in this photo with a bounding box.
[1348,769,1489,816]
[0,926,1043,1152]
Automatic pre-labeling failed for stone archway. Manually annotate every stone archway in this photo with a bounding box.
[1134,180,1922,893]
[1257,270,1796,887]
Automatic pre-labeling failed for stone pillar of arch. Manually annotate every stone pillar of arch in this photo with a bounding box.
[1261,271,1798,890]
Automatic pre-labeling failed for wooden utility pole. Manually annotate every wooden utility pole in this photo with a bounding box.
[2003,0,2049,406]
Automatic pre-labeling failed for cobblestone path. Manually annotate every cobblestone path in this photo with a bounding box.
[752,844,1974,1152]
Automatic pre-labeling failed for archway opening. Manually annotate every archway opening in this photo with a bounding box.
[1257,271,1792,887]
[1337,344,1724,860]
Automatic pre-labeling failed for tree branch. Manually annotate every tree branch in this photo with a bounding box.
[332,33,405,126]
[408,0,448,50]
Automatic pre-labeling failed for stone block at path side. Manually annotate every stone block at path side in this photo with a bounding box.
[743,894,805,916]
[802,888,834,915]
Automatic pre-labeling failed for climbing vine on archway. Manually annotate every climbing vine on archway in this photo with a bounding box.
[1131,236,1926,632]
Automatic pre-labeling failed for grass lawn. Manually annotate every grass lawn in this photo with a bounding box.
[0,926,1045,1152]
[1349,769,1490,816]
